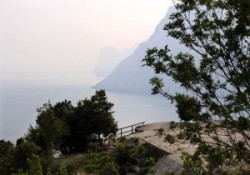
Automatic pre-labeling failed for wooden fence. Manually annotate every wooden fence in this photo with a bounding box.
[116,121,145,139]
[103,121,145,149]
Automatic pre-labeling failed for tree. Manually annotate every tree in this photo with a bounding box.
[88,90,117,140]
[25,90,117,154]
[0,140,15,175]
[26,102,69,156]
[26,154,43,175]
[73,90,117,152]
[52,100,75,154]
[143,0,250,173]
[13,141,41,172]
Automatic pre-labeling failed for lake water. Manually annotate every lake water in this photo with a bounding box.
[0,80,178,142]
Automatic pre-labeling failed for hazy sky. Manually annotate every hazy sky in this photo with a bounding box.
[1,0,172,83]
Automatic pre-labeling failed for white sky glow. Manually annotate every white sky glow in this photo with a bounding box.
[1,0,172,82]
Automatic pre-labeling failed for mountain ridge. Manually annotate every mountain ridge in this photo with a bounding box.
[94,6,188,94]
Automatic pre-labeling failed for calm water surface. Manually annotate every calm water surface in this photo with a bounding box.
[1,81,178,142]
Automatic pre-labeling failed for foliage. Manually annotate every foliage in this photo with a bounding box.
[155,128,165,137]
[0,140,15,175]
[25,90,117,154]
[51,137,162,174]
[26,103,69,156]
[112,138,156,175]
[26,154,43,175]
[164,172,175,175]
[84,152,119,175]
[13,141,41,172]
[143,0,250,174]
[0,137,161,175]
[181,152,206,175]
[82,138,158,175]
[72,90,117,152]
[52,100,75,154]
[0,90,118,174]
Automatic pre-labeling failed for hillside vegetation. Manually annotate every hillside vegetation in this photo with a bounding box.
[0,90,118,175]
[0,90,168,175]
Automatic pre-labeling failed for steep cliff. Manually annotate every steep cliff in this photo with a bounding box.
[94,6,189,94]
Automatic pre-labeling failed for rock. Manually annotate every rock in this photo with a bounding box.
[148,154,183,175]
[94,6,186,94]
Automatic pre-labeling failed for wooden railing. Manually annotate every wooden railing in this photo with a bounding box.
[103,133,116,148]
[103,122,145,149]
[116,121,145,139]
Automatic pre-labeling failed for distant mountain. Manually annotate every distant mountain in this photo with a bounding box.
[94,6,192,94]
[93,46,135,77]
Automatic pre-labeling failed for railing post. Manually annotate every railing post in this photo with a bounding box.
[116,122,145,139]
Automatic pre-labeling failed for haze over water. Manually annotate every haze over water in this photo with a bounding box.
[1,75,177,142]
[0,1,176,142]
